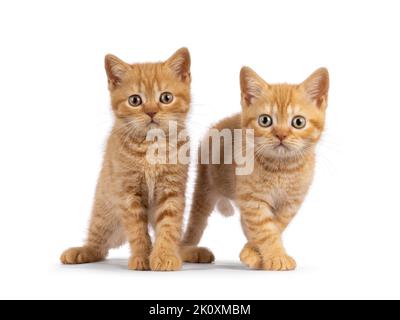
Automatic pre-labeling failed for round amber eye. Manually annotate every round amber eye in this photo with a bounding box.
[292,116,307,129]
[160,92,174,104]
[128,95,142,107]
[258,114,273,128]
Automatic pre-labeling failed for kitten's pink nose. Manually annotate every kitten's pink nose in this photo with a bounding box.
[146,112,157,119]
[275,133,288,141]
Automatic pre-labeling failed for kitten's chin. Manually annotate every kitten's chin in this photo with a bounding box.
[270,148,294,159]
[144,121,179,137]
[261,144,307,160]
[147,122,160,130]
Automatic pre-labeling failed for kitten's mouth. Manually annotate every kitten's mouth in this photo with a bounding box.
[148,120,160,126]
[274,142,289,150]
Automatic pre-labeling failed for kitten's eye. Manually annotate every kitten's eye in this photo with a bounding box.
[160,92,174,104]
[128,95,142,107]
[292,116,307,129]
[258,114,273,128]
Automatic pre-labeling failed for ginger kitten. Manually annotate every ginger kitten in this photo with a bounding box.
[61,48,191,271]
[182,67,329,270]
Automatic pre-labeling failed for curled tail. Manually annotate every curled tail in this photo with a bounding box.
[216,198,235,217]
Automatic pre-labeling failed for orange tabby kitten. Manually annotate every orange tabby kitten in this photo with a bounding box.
[182,67,329,270]
[61,48,191,271]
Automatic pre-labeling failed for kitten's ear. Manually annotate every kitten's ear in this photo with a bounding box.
[240,67,267,106]
[105,54,130,86]
[165,47,191,81]
[301,68,330,108]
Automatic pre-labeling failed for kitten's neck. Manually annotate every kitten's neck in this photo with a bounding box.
[256,149,315,172]
[112,125,148,146]
[111,120,188,149]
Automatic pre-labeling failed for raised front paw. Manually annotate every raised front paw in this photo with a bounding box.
[263,254,297,271]
[150,250,182,272]
[128,255,150,271]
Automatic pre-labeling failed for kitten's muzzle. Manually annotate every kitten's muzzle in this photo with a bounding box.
[275,133,288,142]
[146,112,157,119]
[146,112,160,125]
[274,140,290,151]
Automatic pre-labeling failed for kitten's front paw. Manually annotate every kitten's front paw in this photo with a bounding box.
[240,244,262,269]
[150,251,182,271]
[180,246,215,263]
[263,254,296,271]
[128,256,150,271]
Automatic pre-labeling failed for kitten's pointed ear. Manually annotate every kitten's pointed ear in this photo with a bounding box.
[301,68,330,108]
[165,47,191,81]
[105,54,130,86]
[240,67,267,106]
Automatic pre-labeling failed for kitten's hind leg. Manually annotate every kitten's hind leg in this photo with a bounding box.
[240,242,262,270]
[181,164,217,263]
[61,199,123,265]
[61,246,105,265]
[180,246,215,264]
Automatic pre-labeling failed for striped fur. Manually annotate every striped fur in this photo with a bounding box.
[61,48,191,271]
[182,67,329,271]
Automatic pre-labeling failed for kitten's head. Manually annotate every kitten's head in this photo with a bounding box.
[240,67,329,160]
[105,48,191,138]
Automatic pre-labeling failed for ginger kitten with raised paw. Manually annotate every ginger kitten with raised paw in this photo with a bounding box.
[182,67,329,271]
[61,48,192,271]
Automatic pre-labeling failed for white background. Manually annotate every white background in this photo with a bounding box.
[0,0,399,300]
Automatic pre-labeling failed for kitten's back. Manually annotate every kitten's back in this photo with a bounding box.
[205,113,242,199]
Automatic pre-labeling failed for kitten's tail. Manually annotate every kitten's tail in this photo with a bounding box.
[216,198,235,217]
